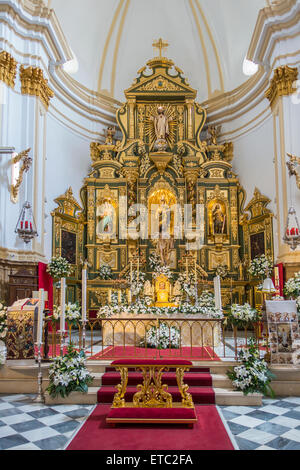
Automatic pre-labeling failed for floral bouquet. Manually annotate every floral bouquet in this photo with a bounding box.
[227,303,261,328]
[141,322,180,350]
[53,303,81,326]
[227,339,275,397]
[149,252,173,280]
[215,265,228,279]
[197,290,215,309]
[47,344,93,398]
[99,264,113,280]
[248,255,273,279]
[177,271,197,299]
[0,302,8,341]
[47,256,72,279]
[126,270,146,297]
[284,271,300,300]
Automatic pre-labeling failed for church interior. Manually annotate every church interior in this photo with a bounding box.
[1,0,300,452]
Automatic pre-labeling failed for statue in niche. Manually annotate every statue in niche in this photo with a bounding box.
[212,203,226,234]
[155,195,174,266]
[154,106,169,140]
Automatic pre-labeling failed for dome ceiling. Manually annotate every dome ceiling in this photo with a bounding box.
[51,0,267,103]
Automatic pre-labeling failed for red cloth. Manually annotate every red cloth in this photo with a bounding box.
[274,263,284,297]
[38,262,53,311]
[90,346,220,361]
[67,405,235,450]
[111,359,193,366]
[107,407,197,420]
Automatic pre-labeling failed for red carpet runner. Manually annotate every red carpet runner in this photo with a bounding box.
[67,404,234,450]
[98,366,215,405]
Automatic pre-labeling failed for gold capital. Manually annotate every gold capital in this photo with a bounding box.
[20,65,54,109]
[0,51,17,89]
[265,65,298,108]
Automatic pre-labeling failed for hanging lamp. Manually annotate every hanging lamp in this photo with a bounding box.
[15,201,38,244]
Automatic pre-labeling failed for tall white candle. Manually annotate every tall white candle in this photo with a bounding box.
[82,267,87,322]
[37,289,45,345]
[60,278,66,332]
[214,276,222,311]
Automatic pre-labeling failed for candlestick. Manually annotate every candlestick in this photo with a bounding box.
[186,258,188,277]
[118,289,122,304]
[108,289,112,304]
[137,258,140,282]
[130,261,133,284]
[82,267,87,323]
[60,278,66,356]
[127,289,132,304]
[37,289,45,346]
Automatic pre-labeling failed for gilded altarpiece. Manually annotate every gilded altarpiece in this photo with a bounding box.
[51,52,275,315]
[51,188,84,304]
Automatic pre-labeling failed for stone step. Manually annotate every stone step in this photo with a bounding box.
[45,387,262,406]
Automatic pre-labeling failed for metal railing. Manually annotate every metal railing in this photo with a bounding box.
[42,316,266,361]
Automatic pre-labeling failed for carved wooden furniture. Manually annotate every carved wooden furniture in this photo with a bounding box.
[106,359,197,426]
[8,265,38,305]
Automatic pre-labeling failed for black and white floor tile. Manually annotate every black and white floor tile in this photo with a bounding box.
[219,397,300,450]
[0,394,93,450]
[1,394,300,450]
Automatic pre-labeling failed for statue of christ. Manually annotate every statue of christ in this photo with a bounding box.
[154,106,169,140]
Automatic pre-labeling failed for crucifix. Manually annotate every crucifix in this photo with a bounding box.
[152,38,169,58]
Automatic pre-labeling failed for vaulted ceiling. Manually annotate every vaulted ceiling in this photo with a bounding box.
[51,0,267,102]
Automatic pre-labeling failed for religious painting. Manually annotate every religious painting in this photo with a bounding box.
[250,232,265,260]
[207,199,227,236]
[61,230,77,265]
[96,187,118,241]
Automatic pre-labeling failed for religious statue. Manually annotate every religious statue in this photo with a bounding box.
[155,195,174,266]
[144,280,154,299]
[212,203,226,234]
[173,280,182,298]
[154,106,169,140]
[105,127,116,145]
[208,125,221,146]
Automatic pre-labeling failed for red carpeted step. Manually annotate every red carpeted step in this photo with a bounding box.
[97,386,215,405]
[102,372,212,387]
[105,366,210,373]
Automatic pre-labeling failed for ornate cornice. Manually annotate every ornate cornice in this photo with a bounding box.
[20,65,54,109]
[0,51,17,88]
[265,65,298,108]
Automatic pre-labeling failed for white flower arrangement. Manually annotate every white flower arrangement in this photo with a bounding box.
[248,255,273,279]
[141,323,180,350]
[215,265,228,279]
[284,271,300,301]
[197,290,215,308]
[53,303,81,326]
[177,271,197,299]
[227,339,275,397]
[149,253,173,280]
[0,346,6,366]
[99,264,113,280]
[126,270,146,297]
[97,299,224,319]
[47,345,93,398]
[227,303,260,327]
[0,302,8,341]
[47,256,72,279]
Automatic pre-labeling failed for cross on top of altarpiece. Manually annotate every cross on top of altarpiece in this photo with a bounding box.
[152,38,169,58]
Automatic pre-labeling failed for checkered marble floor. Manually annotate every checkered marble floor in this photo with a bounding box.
[1,393,300,450]
[219,397,300,450]
[0,394,93,450]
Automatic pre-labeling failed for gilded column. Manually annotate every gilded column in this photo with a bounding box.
[128,98,136,140]
[185,99,194,141]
